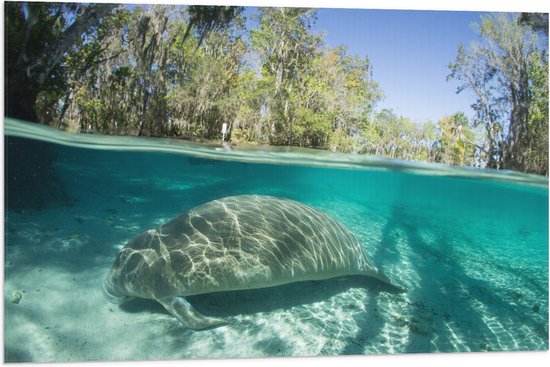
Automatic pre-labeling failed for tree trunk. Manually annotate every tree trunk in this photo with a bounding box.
[4,73,40,122]
[5,4,117,123]
[485,122,499,169]
[33,4,117,87]
[504,65,530,171]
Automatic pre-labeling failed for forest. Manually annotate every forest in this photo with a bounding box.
[4,3,549,175]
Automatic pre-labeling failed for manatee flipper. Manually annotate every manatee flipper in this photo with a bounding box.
[157,296,227,330]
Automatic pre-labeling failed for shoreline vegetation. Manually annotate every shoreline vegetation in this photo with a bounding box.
[4,3,549,175]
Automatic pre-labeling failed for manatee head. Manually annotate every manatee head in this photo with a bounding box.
[102,252,135,304]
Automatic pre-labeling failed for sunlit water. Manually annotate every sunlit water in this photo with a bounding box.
[3,119,549,362]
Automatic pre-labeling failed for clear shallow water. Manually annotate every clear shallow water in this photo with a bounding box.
[3,119,549,362]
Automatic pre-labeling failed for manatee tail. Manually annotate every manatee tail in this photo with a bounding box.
[368,270,407,293]
[157,296,228,331]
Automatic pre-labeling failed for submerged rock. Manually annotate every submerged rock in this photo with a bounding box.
[10,290,22,304]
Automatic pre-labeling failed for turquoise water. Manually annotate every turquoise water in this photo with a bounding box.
[3,119,549,361]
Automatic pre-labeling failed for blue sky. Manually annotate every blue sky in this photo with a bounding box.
[313,8,488,123]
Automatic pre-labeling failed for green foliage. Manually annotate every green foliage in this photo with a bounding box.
[167,19,247,139]
[232,70,267,143]
[519,13,549,36]
[249,10,382,149]
[359,109,437,162]
[523,52,549,174]
[51,5,248,138]
[5,2,72,121]
[250,8,322,146]
[186,6,244,46]
[328,130,358,153]
[434,114,476,166]
[448,13,548,174]
[5,2,117,122]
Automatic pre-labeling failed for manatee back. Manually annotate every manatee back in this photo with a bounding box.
[161,195,376,292]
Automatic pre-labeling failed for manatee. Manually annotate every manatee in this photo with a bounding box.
[103,195,402,330]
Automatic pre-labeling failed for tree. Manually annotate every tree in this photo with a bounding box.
[184,5,244,46]
[232,70,267,143]
[448,13,548,173]
[52,5,245,138]
[250,9,382,149]
[57,5,158,135]
[167,12,247,139]
[448,42,508,169]
[327,47,382,152]
[434,113,477,166]
[45,7,131,131]
[519,13,549,175]
[519,13,549,36]
[250,7,322,145]
[4,2,117,123]
[522,51,549,174]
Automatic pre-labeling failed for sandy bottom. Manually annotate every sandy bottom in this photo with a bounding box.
[3,198,548,362]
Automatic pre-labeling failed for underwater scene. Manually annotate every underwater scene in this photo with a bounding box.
[3,119,549,362]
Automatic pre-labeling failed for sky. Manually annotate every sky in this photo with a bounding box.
[312,9,488,123]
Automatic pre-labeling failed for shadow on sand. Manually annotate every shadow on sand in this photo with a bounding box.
[119,275,396,321]
[349,204,549,354]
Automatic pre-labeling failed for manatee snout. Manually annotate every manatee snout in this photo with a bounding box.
[103,270,133,305]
